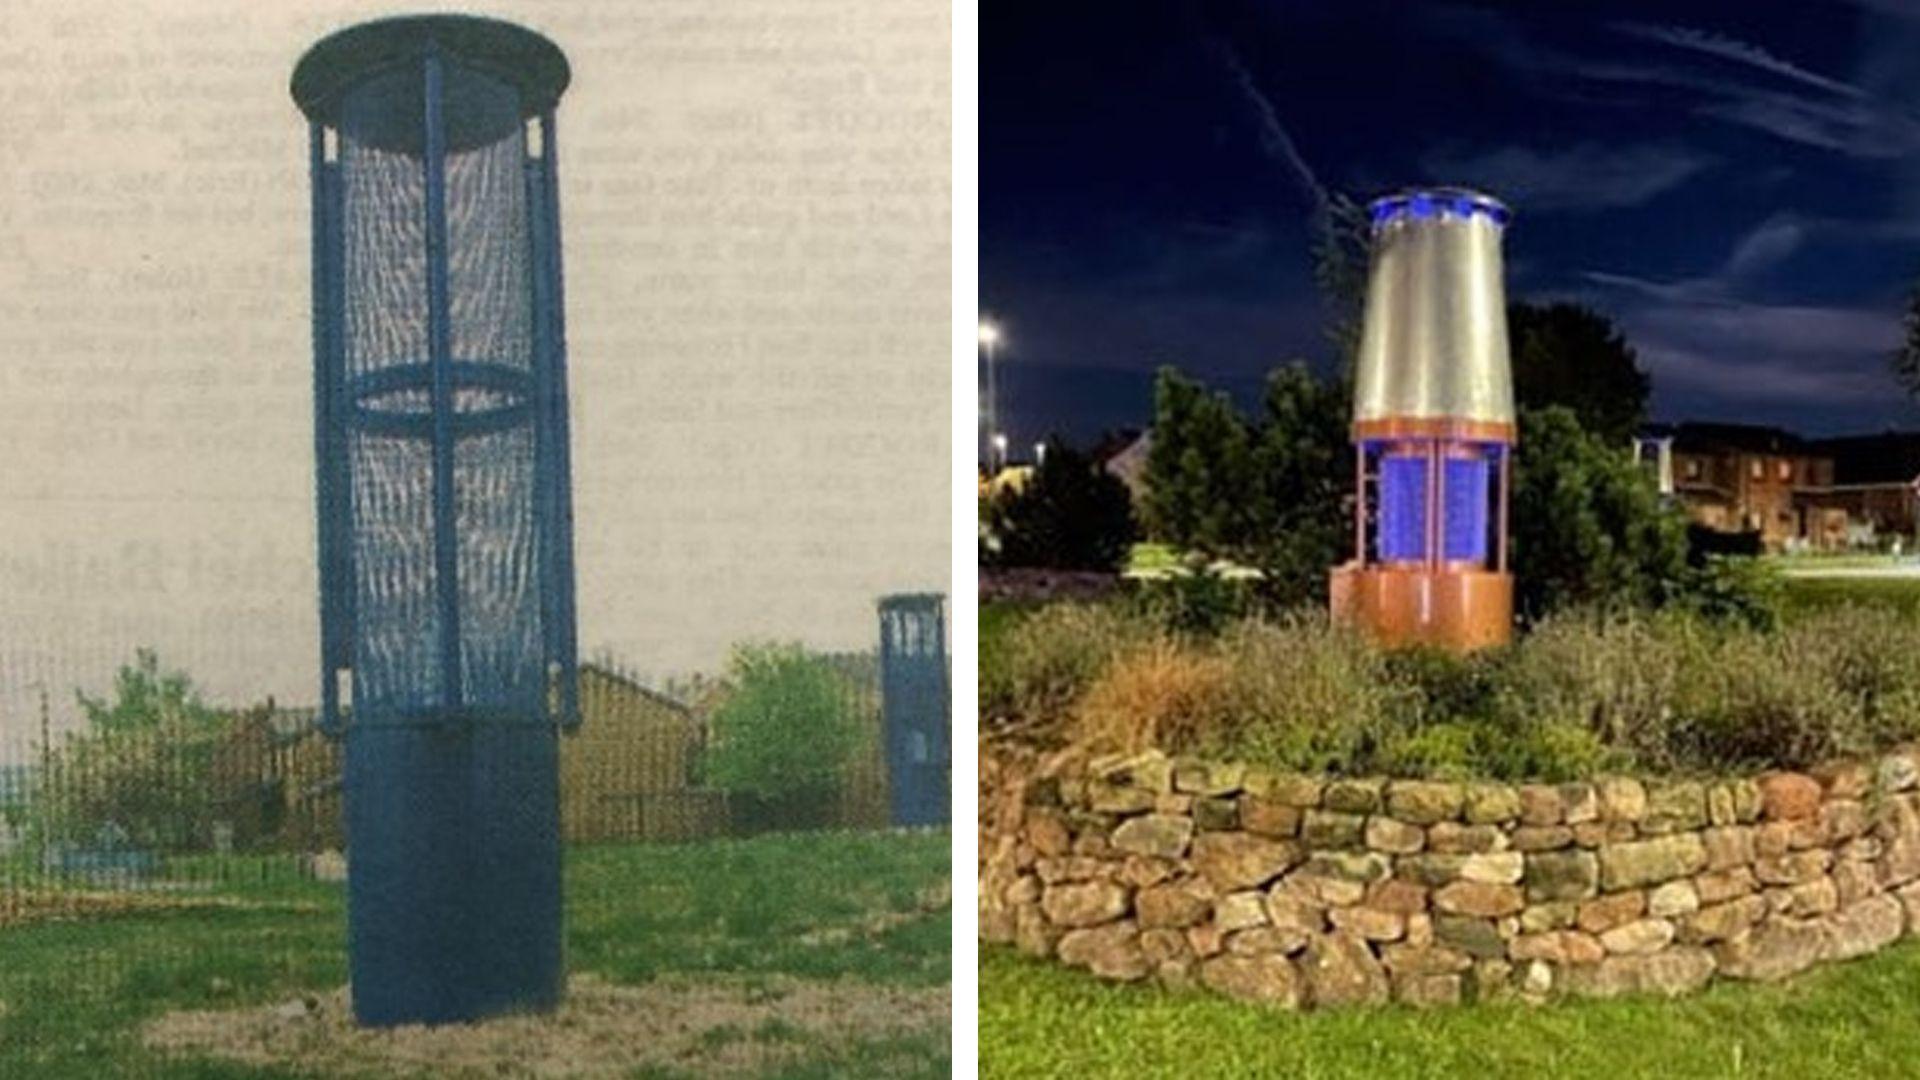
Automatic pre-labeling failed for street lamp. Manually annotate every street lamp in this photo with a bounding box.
[979,319,1001,472]
[1034,441,1047,466]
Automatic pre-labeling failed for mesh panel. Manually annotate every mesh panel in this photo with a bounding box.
[880,598,950,827]
[337,63,541,722]
[1378,454,1427,562]
[1443,455,1490,564]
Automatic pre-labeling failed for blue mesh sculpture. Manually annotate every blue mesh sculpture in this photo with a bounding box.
[292,15,579,1026]
[879,594,950,827]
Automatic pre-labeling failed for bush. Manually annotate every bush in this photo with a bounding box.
[1510,406,1691,618]
[1203,616,1409,774]
[34,649,228,853]
[1072,640,1229,757]
[1493,609,1700,772]
[992,600,1920,780]
[982,603,1158,738]
[1677,555,1784,631]
[984,439,1135,571]
[1126,564,1258,637]
[703,643,864,806]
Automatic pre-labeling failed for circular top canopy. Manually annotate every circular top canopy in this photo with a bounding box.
[291,14,569,126]
[1368,187,1511,230]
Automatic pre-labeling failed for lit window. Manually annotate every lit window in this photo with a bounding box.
[1778,460,1792,481]
[1685,459,1701,480]
[1750,459,1763,480]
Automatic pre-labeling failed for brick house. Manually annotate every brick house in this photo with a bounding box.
[1639,423,1920,552]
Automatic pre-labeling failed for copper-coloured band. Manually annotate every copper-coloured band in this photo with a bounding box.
[1353,416,1516,444]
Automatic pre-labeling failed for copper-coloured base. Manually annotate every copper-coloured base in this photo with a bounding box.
[1329,563,1512,652]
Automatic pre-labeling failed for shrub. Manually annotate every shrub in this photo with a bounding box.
[1779,607,1920,756]
[1674,629,1857,770]
[984,603,1158,738]
[703,643,864,804]
[1493,609,1700,772]
[1510,406,1692,618]
[1126,564,1258,637]
[991,598,1920,780]
[35,649,228,852]
[1204,615,1409,774]
[984,439,1135,571]
[1072,641,1229,756]
[1677,555,1783,631]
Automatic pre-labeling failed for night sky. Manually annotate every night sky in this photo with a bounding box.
[980,0,1920,456]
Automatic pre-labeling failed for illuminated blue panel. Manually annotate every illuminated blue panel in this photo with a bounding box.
[1378,454,1427,561]
[1369,189,1511,231]
[1444,456,1489,563]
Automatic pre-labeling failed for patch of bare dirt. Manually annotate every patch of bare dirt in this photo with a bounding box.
[0,889,320,929]
[143,973,949,1078]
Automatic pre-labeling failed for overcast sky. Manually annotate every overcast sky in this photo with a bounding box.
[982,0,1920,449]
[0,0,950,750]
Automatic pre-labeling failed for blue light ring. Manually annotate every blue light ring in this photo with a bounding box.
[1368,189,1511,231]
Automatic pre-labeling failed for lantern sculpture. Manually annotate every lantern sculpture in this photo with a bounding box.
[879,593,950,827]
[1330,188,1515,651]
[293,15,579,1025]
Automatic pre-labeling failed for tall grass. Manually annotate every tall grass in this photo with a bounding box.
[984,600,1920,779]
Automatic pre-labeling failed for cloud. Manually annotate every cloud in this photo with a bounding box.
[1432,9,1920,160]
[1722,215,1806,279]
[1583,270,1899,407]
[1423,142,1712,211]
[1613,22,1866,99]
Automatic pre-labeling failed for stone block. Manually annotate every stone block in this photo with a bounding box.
[1111,813,1194,860]
[1525,850,1599,902]
[1600,833,1707,890]
[1193,832,1301,890]
[1041,880,1130,927]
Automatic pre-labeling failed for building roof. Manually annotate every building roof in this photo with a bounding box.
[1805,431,1920,487]
[579,662,694,715]
[1645,421,1806,456]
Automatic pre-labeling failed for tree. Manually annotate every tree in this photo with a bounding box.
[1141,367,1257,551]
[39,650,228,852]
[1509,406,1690,618]
[1893,279,1920,401]
[703,643,864,822]
[1508,302,1651,446]
[1311,192,1374,374]
[1247,363,1351,604]
[985,439,1135,571]
[76,648,221,734]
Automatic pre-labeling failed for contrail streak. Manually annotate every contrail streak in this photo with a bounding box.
[1211,39,1328,219]
[1615,22,1866,99]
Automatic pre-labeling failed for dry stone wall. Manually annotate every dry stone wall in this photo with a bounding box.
[979,744,1920,1009]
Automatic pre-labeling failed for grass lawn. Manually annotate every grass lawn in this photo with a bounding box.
[981,943,1920,1079]
[0,830,951,1079]
[1779,574,1920,617]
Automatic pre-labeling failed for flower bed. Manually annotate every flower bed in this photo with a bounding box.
[980,743,1920,1009]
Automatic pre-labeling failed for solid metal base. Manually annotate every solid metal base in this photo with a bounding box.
[343,722,563,1027]
[1330,563,1513,652]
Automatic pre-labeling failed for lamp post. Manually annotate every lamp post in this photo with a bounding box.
[979,320,1000,472]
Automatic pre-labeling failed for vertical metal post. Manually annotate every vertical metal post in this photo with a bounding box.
[309,123,338,732]
[1425,441,1441,571]
[1497,445,1510,572]
[1353,444,1367,564]
[538,110,580,728]
[422,51,463,710]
